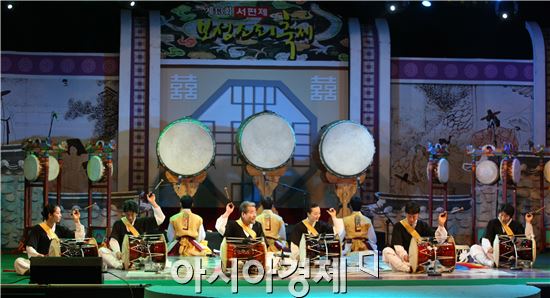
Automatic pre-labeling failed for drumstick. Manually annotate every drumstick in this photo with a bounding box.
[152,178,164,192]
[224,186,232,203]
[525,206,545,215]
[83,202,97,210]
[450,207,464,214]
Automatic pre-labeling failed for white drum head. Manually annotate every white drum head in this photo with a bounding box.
[23,155,59,181]
[48,238,61,257]
[238,112,295,170]
[428,158,449,183]
[476,160,499,185]
[493,236,501,267]
[23,155,41,181]
[500,158,521,184]
[157,118,215,177]
[320,121,375,177]
[408,237,419,272]
[544,161,550,184]
[87,155,105,182]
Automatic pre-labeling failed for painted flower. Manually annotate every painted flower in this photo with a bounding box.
[177,36,197,48]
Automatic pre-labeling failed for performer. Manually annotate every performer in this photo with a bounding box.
[342,196,377,254]
[215,201,264,239]
[99,194,165,269]
[255,197,287,252]
[469,203,534,267]
[382,202,448,272]
[167,195,211,256]
[14,204,85,275]
[289,203,344,260]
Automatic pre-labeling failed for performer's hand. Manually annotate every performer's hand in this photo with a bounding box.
[115,251,122,259]
[403,255,409,262]
[71,209,81,222]
[525,213,533,224]
[488,247,493,254]
[147,193,159,208]
[438,211,448,226]
[327,208,337,218]
[224,202,235,216]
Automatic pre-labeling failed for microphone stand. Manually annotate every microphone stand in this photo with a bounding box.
[376,211,394,248]
[265,179,309,219]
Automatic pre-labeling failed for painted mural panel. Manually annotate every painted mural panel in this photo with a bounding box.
[159,66,348,209]
[390,83,533,195]
[1,77,119,192]
[161,1,349,61]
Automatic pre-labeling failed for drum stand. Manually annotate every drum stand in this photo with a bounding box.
[427,159,448,226]
[87,159,113,238]
[500,158,518,221]
[23,155,63,228]
[536,154,548,251]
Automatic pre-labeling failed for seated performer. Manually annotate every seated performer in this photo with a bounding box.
[289,203,344,260]
[342,196,377,254]
[99,194,165,269]
[215,201,264,240]
[469,203,534,267]
[255,197,287,252]
[14,204,85,275]
[167,195,211,256]
[382,201,448,272]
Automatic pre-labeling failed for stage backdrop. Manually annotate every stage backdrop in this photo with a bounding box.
[0,52,119,248]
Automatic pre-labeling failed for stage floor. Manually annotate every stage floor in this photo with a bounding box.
[2,253,550,297]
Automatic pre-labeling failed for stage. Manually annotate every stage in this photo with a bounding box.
[2,253,549,297]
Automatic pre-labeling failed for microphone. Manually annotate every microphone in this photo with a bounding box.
[356,177,361,191]
[262,171,267,182]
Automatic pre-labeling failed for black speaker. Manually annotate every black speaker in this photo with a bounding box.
[30,257,103,284]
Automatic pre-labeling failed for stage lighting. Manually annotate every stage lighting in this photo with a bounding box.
[386,2,398,13]
[495,1,518,21]
[7,3,13,9]
[130,1,135,7]
[422,1,431,7]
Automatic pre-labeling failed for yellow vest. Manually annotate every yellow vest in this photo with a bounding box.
[170,210,202,239]
[170,210,211,256]
[256,210,285,252]
[343,211,372,251]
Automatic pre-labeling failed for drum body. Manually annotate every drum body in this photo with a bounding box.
[476,160,499,185]
[500,158,521,184]
[409,236,456,273]
[122,234,167,270]
[299,234,341,264]
[318,120,375,178]
[236,111,295,171]
[23,154,59,182]
[87,155,113,182]
[157,117,215,177]
[48,238,99,257]
[220,237,267,272]
[493,235,536,268]
[544,161,550,183]
[427,158,449,184]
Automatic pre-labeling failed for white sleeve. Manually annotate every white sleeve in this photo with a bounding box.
[332,218,345,242]
[525,223,534,239]
[481,238,492,252]
[152,205,166,226]
[26,246,41,258]
[290,242,300,260]
[167,223,175,242]
[279,222,287,241]
[109,238,121,254]
[394,245,407,259]
[434,225,448,244]
[198,224,206,242]
[74,223,85,240]
[215,215,229,236]
[368,225,377,251]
